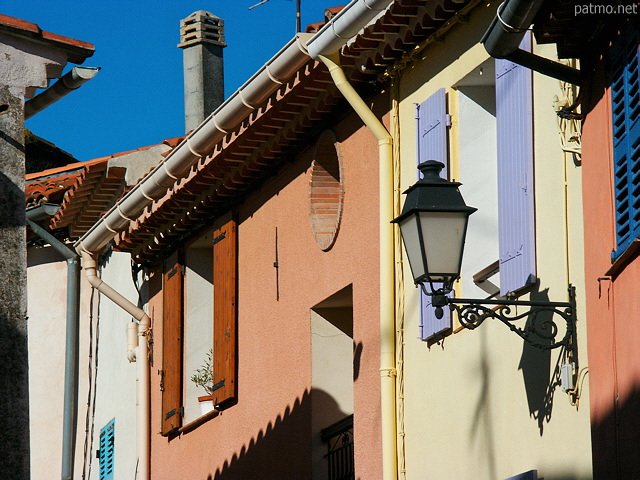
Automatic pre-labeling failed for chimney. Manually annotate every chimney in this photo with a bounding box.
[178,11,226,132]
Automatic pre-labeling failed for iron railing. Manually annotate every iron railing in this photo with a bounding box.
[321,414,354,480]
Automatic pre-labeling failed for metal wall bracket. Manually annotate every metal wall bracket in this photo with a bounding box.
[432,284,577,355]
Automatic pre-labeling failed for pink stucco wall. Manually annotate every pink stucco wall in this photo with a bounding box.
[582,58,640,477]
[147,105,386,479]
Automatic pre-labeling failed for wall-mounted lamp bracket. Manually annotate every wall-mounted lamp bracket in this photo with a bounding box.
[427,284,576,355]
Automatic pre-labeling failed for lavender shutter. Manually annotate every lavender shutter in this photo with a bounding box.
[416,88,451,340]
[496,34,536,296]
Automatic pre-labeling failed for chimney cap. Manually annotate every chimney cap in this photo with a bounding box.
[178,10,226,49]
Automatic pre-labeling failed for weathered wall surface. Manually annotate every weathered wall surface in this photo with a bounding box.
[0,83,30,479]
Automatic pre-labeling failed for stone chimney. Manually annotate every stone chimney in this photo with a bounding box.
[178,11,226,132]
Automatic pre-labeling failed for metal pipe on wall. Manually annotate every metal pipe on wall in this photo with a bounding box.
[26,205,80,480]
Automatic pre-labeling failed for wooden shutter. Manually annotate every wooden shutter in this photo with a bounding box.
[161,253,183,435]
[496,33,536,296]
[416,88,452,340]
[612,27,640,259]
[212,219,238,406]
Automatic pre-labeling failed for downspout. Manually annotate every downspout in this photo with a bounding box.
[317,53,396,480]
[24,66,100,119]
[26,204,80,480]
[79,249,150,480]
[306,1,396,478]
[481,0,582,85]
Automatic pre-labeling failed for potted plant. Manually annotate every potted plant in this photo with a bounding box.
[191,348,216,415]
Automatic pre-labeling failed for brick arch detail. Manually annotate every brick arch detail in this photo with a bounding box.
[309,130,344,251]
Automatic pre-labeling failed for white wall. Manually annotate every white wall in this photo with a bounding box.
[184,245,214,423]
[89,251,140,480]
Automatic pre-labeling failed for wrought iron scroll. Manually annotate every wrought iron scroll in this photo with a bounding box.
[443,285,576,354]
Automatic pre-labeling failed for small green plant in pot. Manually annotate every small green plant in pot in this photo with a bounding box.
[191,349,216,414]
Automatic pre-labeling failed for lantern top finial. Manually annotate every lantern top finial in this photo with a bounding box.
[418,160,446,182]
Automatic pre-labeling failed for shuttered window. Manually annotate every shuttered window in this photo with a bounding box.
[612,26,640,259]
[212,219,238,406]
[495,33,536,296]
[160,218,238,434]
[416,88,452,341]
[98,419,115,480]
[161,252,184,435]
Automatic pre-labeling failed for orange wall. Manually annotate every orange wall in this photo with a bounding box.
[582,56,640,477]
[147,106,384,479]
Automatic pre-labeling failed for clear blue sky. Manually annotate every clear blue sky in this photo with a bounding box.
[3,1,333,161]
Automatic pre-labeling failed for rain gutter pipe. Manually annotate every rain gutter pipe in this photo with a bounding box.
[481,0,582,85]
[26,204,80,480]
[308,1,396,478]
[24,66,100,119]
[78,249,151,480]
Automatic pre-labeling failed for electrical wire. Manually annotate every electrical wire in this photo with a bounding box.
[82,287,100,480]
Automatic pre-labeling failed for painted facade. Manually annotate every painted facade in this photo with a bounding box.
[563,16,640,479]
[393,3,592,479]
[28,1,640,479]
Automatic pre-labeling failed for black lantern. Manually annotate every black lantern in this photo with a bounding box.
[393,161,577,358]
[392,160,477,294]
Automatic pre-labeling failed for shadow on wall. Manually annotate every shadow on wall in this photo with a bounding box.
[206,388,348,480]
[591,386,640,478]
[518,288,558,436]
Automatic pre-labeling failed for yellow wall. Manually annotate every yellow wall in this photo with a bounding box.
[395,3,591,479]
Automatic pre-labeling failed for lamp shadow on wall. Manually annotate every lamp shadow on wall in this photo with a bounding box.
[517,288,568,436]
[206,388,348,480]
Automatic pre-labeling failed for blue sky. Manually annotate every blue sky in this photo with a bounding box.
[3,1,333,161]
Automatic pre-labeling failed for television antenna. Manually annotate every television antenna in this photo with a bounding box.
[249,0,302,33]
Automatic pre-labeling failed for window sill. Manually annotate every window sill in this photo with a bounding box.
[607,238,640,279]
[179,407,219,435]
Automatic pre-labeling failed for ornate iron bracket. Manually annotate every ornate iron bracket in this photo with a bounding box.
[430,284,576,355]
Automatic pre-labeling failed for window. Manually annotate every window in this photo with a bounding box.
[160,217,237,435]
[414,35,536,341]
[611,24,640,260]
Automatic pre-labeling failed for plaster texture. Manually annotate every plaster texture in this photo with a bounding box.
[396,4,591,479]
[147,107,383,479]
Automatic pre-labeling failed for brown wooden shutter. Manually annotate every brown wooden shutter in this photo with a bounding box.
[161,253,183,435]
[212,219,237,407]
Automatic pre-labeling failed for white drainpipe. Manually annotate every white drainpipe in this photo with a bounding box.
[73,2,393,478]
[79,250,150,480]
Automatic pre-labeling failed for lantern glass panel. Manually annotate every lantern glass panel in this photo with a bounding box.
[398,213,425,281]
[418,211,468,281]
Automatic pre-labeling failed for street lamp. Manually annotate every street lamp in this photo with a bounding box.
[393,161,576,354]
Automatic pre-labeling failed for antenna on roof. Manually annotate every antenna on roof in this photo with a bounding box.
[248,0,302,33]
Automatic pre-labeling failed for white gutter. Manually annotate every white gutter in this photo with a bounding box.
[306,0,392,59]
[75,33,312,256]
[24,66,100,119]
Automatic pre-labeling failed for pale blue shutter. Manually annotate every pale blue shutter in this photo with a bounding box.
[416,88,451,340]
[496,33,536,296]
[99,419,115,480]
[612,27,640,259]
